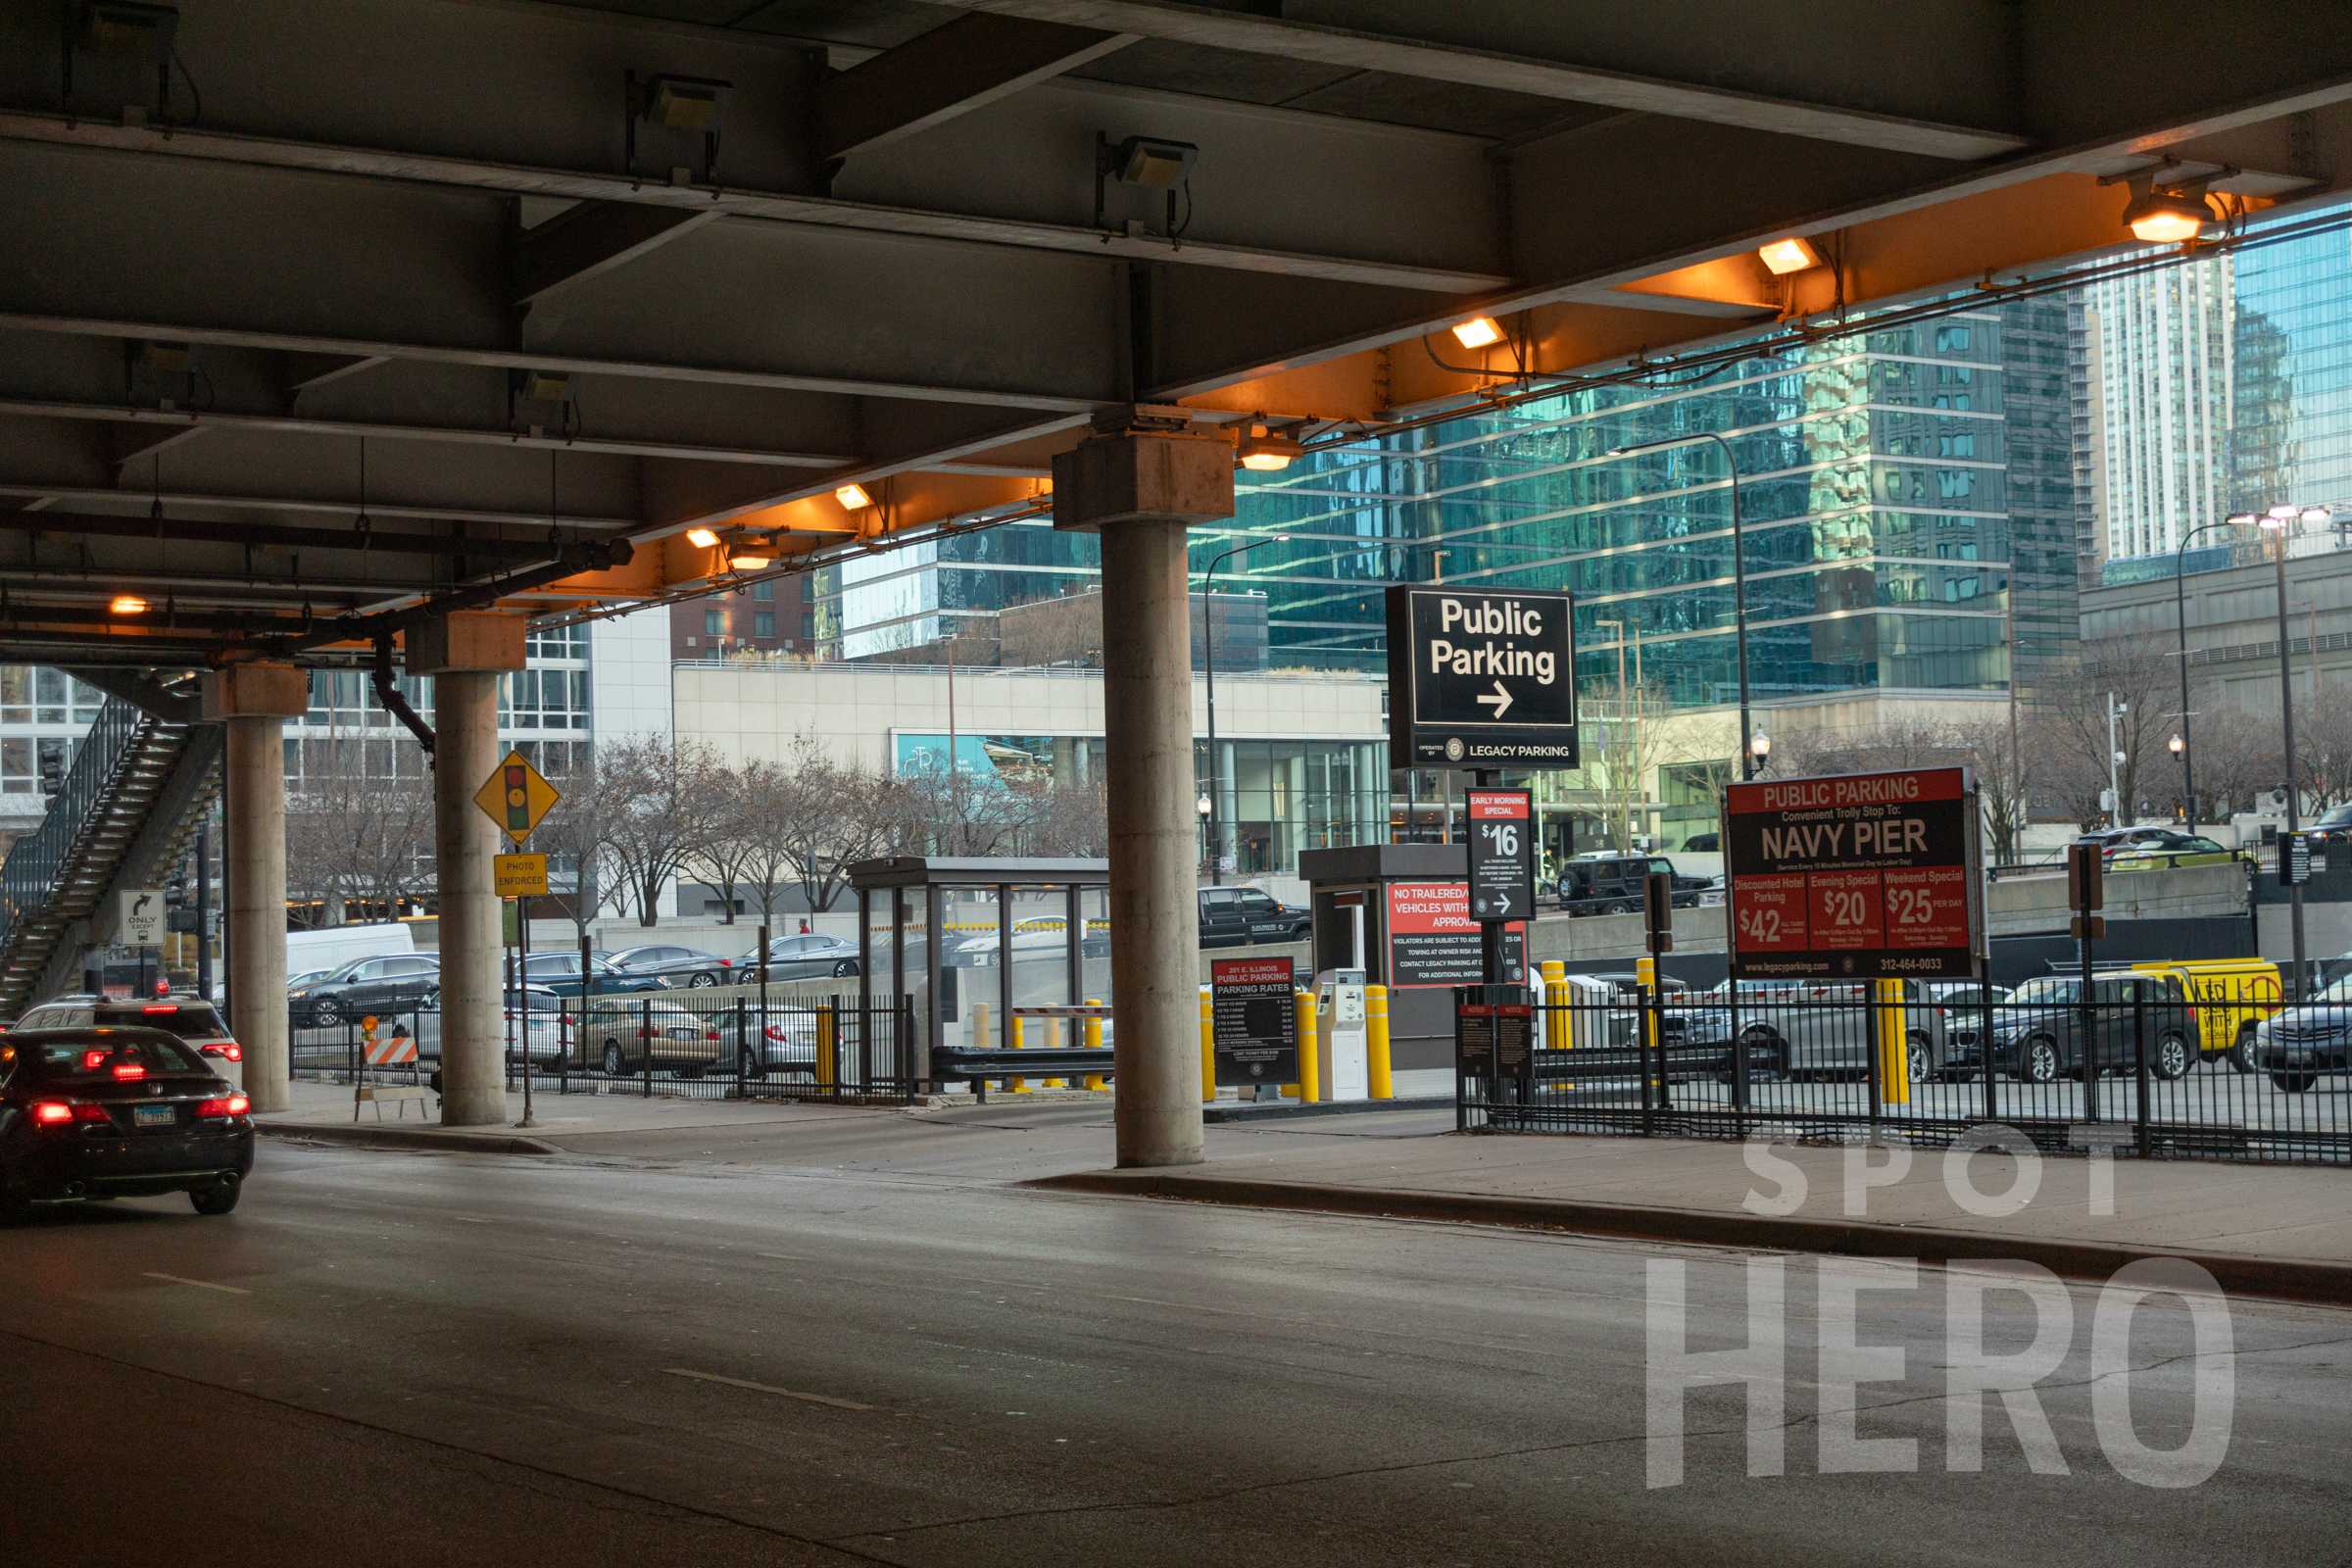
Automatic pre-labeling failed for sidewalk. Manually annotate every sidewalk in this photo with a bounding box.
[255,1079,900,1154]
[1033,1126,2352,1305]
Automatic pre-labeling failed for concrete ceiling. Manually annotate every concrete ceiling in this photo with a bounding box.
[0,0,2348,664]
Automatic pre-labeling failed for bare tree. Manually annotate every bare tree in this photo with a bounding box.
[731,758,804,928]
[767,736,909,912]
[2294,698,2352,810]
[285,738,435,925]
[681,755,763,926]
[534,752,626,939]
[2174,703,2280,824]
[599,733,729,927]
[2040,637,2178,827]
[1586,682,1669,852]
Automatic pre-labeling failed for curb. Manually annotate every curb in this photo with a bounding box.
[1025,1171,2352,1308]
[259,1121,558,1156]
[1202,1096,1454,1124]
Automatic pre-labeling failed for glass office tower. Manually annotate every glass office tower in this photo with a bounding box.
[2230,202,2352,514]
[1218,299,2081,709]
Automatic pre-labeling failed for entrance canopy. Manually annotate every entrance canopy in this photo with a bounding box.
[3,1,2348,663]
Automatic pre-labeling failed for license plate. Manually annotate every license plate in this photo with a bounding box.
[667,1027,698,1041]
[132,1104,174,1128]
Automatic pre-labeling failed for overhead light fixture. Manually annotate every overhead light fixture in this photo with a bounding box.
[684,526,719,550]
[2120,182,2214,244]
[834,483,872,511]
[109,594,150,616]
[1236,422,1304,472]
[643,74,726,131]
[1450,316,1505,350]
[2300,507,2332,525]
[1104,134,1198,189]
[1756,236,1823,275]
[728,551,773,572]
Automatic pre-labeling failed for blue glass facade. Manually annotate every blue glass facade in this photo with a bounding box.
[2230,203,2352,514]
[1214,300,2081,713]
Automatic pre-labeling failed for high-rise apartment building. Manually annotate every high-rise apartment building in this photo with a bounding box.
[2083,255,2236,561]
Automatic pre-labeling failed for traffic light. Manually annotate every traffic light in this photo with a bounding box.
[501,760,531,835]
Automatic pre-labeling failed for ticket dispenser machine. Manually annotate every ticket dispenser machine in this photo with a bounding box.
[1317,967,1369,1102]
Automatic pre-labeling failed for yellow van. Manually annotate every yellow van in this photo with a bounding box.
[2128,959,2286,1070]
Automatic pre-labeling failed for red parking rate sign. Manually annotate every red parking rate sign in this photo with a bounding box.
[1723,766,1983,981]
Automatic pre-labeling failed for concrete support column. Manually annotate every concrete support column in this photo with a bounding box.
[1054,426,1232,1168]
[410,612,527,1127]
[203,663,308,1113]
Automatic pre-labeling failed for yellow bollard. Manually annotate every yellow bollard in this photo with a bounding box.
[1294,988,1320,1103]
[1877,977,1911,1105]
[1199,986,1216,1102]
[1009,1014,1029,1094]
[1083,999,1108,1092]
[1636,955,1661,1091]
[814,1004,837,1093]
[1366,984,1393,1100]
[1540,960,1565,1052]
[1042,1016,1066,1089]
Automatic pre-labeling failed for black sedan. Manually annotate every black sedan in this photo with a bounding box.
[515,952,665,997]
[605,944,737,989]
[1,1027,254,1219]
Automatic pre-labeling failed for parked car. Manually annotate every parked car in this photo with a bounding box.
[1198,886,1311,948]
[289,953,442,1026]
[955,915,1112,965]
[1,1026,254,1218]
[738,933,862,979]
[571,996,727,1077]
[2106,831,2236,869]
[13,995,244,1087]
[2250,974,2352,1092]
[284,920,416,980]
[389,986,571,1065]
[605,944,735,989]
[1713,979,1961,1085]
[1961,973,2199,1083]
[1556,854,1710,915]
[515,952,662,997]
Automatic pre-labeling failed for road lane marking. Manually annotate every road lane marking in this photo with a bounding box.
[661,1367,874,1412]
[141,1272,251,1296]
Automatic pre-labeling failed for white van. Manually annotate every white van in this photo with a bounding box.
[285,922,416,977]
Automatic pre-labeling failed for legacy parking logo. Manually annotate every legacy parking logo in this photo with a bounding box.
[1643,1130,2235,1491]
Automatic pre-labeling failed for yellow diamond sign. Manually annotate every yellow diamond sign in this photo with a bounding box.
[473,750,562,844]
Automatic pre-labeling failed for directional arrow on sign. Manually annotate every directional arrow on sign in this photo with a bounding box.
[1475,680,1513,718]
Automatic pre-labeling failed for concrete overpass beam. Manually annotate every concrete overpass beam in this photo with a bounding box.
[410,612,527,1127]
[200,662,308,1113]
[1053,427,1232,1168]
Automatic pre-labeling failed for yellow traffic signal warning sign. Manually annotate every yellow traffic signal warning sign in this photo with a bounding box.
[472,750,561,843]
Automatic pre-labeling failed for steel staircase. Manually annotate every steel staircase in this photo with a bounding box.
[0,696,220,1015]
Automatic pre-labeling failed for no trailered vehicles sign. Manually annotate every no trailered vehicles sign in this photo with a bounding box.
[1386,586,1578,768]
[1725,765,1984,981]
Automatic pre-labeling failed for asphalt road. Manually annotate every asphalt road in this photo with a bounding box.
[4,1114,2350,1566]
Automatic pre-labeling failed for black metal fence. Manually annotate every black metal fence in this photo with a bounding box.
[1459,976,2352,1165]
[290,992,918,1103]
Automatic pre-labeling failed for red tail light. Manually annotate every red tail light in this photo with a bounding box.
[142,1004,180,1015]
[80,1050,107,1070]
[196,1094,250,1118]
[764,1024,786,1042]
[113,1063,146,1082]
[704,1030,719,1042]
[30,1100,74,1125]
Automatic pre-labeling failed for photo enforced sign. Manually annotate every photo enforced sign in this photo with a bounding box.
[1724,765,1982,980]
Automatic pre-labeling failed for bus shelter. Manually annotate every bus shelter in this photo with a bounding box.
[845,857,1113,1068]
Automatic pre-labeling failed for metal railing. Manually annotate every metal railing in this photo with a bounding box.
[0,696,143,950]
[1459,976,2351,1165]
[289,992,920,1103]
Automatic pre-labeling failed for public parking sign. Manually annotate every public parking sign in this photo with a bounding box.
[1386,586,1577,767]
[1465,787,1536,922]
[1725,765,1983,980]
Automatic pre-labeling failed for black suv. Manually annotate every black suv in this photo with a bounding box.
[1556,854,1711,915]
[1198,886,1311,948]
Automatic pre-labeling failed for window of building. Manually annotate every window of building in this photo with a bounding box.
[705,609,724,638]
[754,612,775,639]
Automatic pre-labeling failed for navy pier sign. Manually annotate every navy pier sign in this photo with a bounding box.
[1386,586,1578,768]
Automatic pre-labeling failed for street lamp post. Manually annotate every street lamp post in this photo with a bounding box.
[2171,518,2235,824]
[1609,433,1754,774]
[1200,534,1288,886]
[2232,505,2328,993]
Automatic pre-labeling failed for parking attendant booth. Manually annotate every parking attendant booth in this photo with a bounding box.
[846,857,1112,1084]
